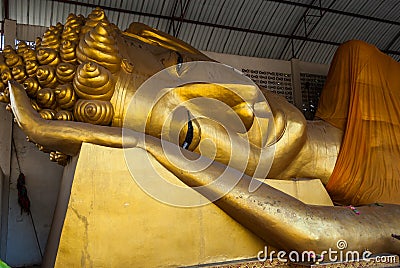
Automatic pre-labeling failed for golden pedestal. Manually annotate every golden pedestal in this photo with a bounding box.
[48,143,334,267]
[53,143,266,267]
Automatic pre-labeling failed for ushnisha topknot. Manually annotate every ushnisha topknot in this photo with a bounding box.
[0,8,123,164]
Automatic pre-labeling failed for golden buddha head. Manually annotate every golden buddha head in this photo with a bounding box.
[2,7,286,180]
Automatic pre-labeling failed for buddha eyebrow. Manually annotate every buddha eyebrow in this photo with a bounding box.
[182,111,193,150]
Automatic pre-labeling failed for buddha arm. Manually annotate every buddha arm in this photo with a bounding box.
[142,135,400,254]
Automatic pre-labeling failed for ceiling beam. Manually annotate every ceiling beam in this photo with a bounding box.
[293,0,338,60]
[264,0,400,26]
[167,0,180,36]
[3,0,9,20]
[385,31,400,51]
[49,0,400,56]
[51,0,173,20]
[167,0,192,37]
[279,0,330,59]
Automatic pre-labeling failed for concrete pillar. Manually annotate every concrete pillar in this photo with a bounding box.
[0,106,13,260]
[0,19,16,259]
[4,19,16,48]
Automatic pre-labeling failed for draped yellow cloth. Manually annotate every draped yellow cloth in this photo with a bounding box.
[316,40,400,205]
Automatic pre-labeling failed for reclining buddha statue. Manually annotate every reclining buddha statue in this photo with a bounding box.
[1,7,400,255]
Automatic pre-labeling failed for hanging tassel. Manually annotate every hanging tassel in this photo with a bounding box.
[17,173,31,215]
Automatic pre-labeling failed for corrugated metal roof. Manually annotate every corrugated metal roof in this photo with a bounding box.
[4,0,400,64]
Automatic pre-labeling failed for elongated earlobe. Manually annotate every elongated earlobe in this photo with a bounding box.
[232,102,254,131]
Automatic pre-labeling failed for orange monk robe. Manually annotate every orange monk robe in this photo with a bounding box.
[316,40,400,206]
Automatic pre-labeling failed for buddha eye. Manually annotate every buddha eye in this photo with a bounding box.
[182,118,193,149]
[179,111,201,151]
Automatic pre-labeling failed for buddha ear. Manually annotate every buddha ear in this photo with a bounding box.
[217,83,259,132]
[231,102,254,131]
[198,81,260,133]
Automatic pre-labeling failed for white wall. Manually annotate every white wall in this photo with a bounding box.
[203,51,329,77]
[203,50,330,110]
[4,124,63,267]
[16,24,47,43]
[0,104,64,266]
[203,51,292,73]
[298,60,330,75]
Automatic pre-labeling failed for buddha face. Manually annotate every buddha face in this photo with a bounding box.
[121,61,278,179]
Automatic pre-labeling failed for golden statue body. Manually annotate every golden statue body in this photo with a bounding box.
[2,8,400,256]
